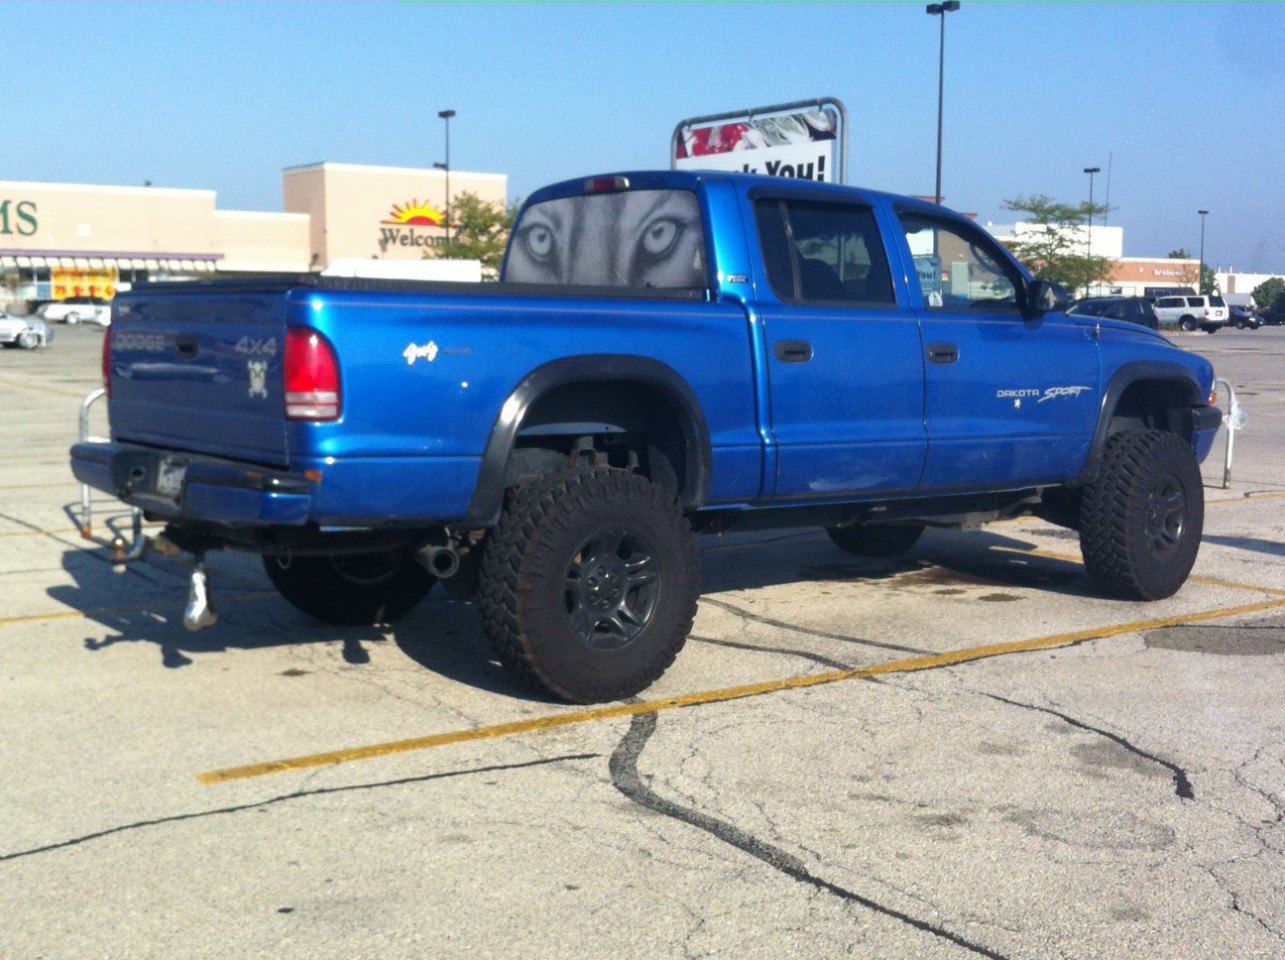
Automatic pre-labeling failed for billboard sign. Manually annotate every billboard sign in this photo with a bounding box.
[672,97,847,184]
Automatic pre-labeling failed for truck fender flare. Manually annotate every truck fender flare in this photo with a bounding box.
[463,354,712,527]
[1075,360,1209,485]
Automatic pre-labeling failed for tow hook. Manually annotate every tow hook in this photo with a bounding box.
[183,552,218,631]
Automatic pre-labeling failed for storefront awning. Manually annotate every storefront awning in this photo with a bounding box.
[0,252,224,272]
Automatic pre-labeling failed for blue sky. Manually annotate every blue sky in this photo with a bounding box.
[6,1,1282,272]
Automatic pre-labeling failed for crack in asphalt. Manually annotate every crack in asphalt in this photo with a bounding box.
[689,633,854,671]
[0,753,598,863]
[982,693,1195,800]
[698,596,928,654]
[610,710,1012,959]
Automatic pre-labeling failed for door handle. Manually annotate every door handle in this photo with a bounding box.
[926,341,958,364]
[774,339,813,363]
[174,334,199,358]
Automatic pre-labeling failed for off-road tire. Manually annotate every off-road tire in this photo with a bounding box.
[263,547,434,625]
[1079,429,1203,600]
[478,467,700,704]
[826,523,925,557]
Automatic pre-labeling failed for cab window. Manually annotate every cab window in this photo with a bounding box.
[754,199,894,305]
[900,213,1020,311]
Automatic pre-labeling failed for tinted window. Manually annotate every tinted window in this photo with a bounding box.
[754,199,894,305]
[504,189,706,288]
[1210,296,1225,307]
[900,213,1019,310]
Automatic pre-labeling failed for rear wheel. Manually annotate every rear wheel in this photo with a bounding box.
[826,523,925,557]
[1079,429,1203,600]
[478,467,699,703]
[263,548,434,625]
[1179,316,1198,332]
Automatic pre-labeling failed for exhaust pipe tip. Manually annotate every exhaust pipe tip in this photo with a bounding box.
[417,545,461,579]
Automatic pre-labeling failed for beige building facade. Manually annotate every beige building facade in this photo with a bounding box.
[283,162,506,266]
[1,162,506,304]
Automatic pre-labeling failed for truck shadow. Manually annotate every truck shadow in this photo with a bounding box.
[698,527,1094,598]
[51,543,548,701]
[52,524,1092,701]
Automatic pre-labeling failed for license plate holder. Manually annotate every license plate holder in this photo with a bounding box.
[155,457,187,500]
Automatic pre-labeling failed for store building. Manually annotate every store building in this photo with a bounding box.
[0,162,506,306]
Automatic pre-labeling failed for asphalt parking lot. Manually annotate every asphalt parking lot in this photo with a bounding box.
[2,322,1282,960]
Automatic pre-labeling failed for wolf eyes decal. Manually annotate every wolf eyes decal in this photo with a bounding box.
[506,190,706,289]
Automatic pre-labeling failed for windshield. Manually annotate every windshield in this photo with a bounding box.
[504,189,706,288]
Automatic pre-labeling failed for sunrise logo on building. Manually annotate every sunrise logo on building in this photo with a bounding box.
[381,200,444,226]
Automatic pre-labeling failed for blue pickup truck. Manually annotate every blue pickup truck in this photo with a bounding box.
[72,170,1221,703]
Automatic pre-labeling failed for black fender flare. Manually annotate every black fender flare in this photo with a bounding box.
[1074,360,1211,485]
[462,354,712,526]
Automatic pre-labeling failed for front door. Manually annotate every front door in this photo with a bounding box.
[897,211,1101,491]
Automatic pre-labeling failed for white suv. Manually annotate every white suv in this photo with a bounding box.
[37,296,112,326]
[1152,295,1227,333]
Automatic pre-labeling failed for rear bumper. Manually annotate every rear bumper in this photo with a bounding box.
[70,441,483,527]
[71,441,313,525]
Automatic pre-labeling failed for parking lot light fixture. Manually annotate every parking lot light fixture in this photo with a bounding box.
[1198,209,1209,294]
[925,0,960,205]
[1084,166,1100,297]
[437,109,456,247]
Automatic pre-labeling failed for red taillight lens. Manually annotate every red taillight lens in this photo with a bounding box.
[283,327,340,420]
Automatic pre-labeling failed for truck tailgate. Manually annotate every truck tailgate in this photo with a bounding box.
[108,290,291,467]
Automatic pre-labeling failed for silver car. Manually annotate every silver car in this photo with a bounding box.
[0,312,53,349]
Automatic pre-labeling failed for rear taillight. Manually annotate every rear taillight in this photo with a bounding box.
[284,327,340,420]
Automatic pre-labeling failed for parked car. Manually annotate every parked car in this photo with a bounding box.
[1227,304,1261,330]
[1258,303,1285,326]
[37,296,112,326]
[1152,294,1228,333]
[0,312,52,349]
[1067,296,1160,330]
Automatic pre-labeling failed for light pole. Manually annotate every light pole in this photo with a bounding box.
[1197,209,1209,294]
[926,1,960,205]
[1083,166,1100,297]
[437,109,456,247]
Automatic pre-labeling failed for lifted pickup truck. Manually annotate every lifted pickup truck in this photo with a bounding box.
[72,170,1222,703]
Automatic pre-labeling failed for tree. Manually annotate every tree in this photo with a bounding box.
[1166,249,1199,289]
[1002,194,1112,295]
[1251,276,1284,310]
[427,192,521,278]
[1172,247,1220,294]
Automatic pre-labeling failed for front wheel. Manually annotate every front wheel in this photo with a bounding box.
[16,329,39,350]
[1079,430,1203,600]
[478,467,700,703]
[263,548,434,625]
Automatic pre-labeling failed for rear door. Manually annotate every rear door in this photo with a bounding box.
[897,210,1101,490]
[108,288,292,466]
[753,194,926,499]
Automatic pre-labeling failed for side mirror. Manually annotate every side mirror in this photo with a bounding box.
[1023,279,1071,318]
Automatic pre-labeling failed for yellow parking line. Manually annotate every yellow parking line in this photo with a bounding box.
[196,594,1285,785]
[995,545,1285,597]
[1207,490,1285,503]
[0,592,278,628]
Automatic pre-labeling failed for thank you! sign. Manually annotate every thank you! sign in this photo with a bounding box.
[672,99,846,184]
